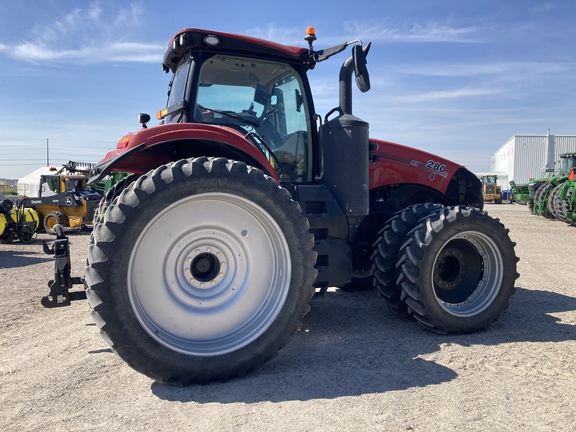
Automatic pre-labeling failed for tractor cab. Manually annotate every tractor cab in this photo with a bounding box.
[39,175,60,197]
[164,52,314,183]
[559,152,576,178]
[148,27,370,185]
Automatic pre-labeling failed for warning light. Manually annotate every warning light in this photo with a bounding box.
[305,27,317,43]
[157,108,168,120]
[117,135,131,149]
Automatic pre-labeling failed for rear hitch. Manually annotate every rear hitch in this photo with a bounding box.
[41,224,86,308]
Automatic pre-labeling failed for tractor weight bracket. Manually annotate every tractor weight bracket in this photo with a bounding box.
[41,224,86,308]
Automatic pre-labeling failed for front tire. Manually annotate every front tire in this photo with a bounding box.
[398,206,519,333]
[86,157,317,385]
[43,211,69,234]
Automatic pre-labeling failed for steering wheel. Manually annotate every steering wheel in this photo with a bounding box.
[260,108,277,122]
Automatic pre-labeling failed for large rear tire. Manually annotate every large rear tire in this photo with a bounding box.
[563,186,575,225]
[548,184,564,220]
[86,157,317,385]
[534,182,553,216]
[372,203,444,312]
[550,183,568,221]
[398,206,518,333]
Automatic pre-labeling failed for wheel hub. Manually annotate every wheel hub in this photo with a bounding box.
[433,247,467,290]
[169,232,239,308]
[433,238,483,305]
[185,247,226,288]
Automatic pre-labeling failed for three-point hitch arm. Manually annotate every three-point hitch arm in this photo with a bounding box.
[41,224,86,308]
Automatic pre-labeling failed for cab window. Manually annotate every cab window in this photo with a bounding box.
[195,55,312,182]
[164,58,190,124]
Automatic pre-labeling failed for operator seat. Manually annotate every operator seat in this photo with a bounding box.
[274,130,308,182]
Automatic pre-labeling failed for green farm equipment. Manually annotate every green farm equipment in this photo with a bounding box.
[529,152,576,219]
[552,162,576,225]
[509,181,531,206]
[95,171,131,193]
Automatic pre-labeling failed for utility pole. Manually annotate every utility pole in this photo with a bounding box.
[46,138,49,166]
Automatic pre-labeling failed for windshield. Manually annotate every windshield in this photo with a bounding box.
[195,55,313,182]
[561,155,576,174]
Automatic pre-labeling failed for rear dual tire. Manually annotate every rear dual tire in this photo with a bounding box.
[372,203,444,311]
[373,205,518,333]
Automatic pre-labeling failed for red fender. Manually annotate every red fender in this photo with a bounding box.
[99,123,279,181]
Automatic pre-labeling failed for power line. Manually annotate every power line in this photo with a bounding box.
[0,163,48,166]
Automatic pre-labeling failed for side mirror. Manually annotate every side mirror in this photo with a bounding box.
[295,89,304,113]
[353,43,371,93]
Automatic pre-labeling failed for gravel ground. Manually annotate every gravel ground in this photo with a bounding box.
[1,203,575,431]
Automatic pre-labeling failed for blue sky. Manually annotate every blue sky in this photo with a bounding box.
[0,0,574,179]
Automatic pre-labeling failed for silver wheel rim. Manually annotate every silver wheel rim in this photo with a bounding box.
[128,192,291,356]
[431,230,503,317]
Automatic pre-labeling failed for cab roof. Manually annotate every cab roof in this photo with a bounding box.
[162,28,309,73]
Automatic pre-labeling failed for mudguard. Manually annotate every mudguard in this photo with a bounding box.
[89,123,279,184]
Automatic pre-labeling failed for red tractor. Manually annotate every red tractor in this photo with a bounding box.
[85,28,518,385]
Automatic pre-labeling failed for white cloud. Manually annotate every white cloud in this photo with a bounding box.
[391,61,573,78]
[343,20,483,44]
[88,2,103,21]
[1,1,159,64]
[246,20,483,48]
[392,87,497,103]
[244,25,304,46]
[12,41,162,64]
[113,3,143,26]
[532,3,556,13]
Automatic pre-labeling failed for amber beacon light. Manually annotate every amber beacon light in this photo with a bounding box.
[305,26,317,43]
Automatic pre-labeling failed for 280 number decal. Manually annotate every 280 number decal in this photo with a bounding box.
[425,160,447,173]
[424,159,449,181]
